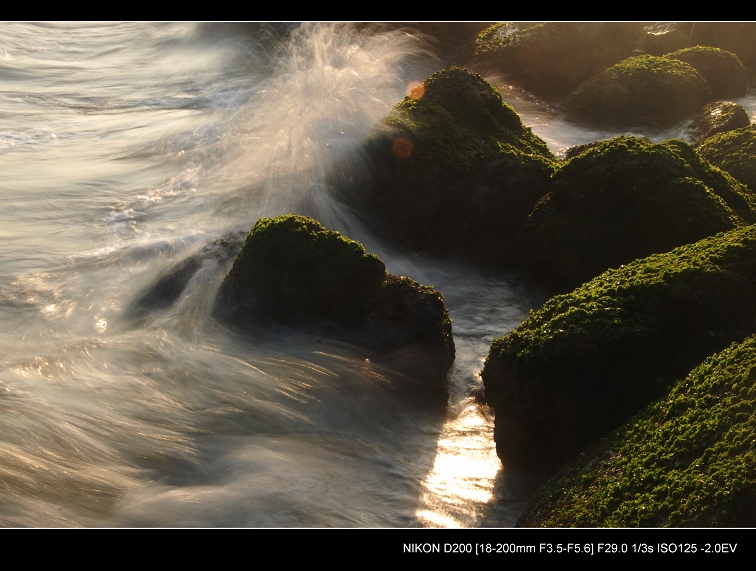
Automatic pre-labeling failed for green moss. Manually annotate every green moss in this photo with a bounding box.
[473,22,545,55]
[689,22,756,76]
[377,66,554,167]
[697,125,756,193]
[220,213,386,326]
[353,66,557,262]
[664,45,747,99]
[562,54,712,128]
[517,334,756,527]
[484,223,756,473]
[216,214,455,383]
[604,53,713,85]
[517,136,756,292]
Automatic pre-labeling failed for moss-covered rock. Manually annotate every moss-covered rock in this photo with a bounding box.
[482,223,756,474]
[335,66,557,264]
[664,46,748,100]
[217,214,387,328]
[560,54,712,129]
[561,140,603,161]
[214,214,455,386]
[690,22,756,79]
[697,125,756,193]
[467,22,645,101]
[516,136,756,293]
[516,334,756,528]
[360,273,455,378]
[689,101,751,146]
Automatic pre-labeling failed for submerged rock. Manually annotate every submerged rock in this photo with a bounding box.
[516,136,756,293]
[127,232,245,319]
[561,54,711,129]
[516,334,756,528]
[334,66,557,264]
[483,223,756,474]
[214,214,455,389]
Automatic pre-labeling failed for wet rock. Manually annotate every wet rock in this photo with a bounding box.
[128,231,245,318]
[333,66,557,265]
[690,22,756,79]
[636,22,693,56]
[516,333,756,527]
[664,46,748,100]
[214,214,455,389]
[516,136,756,293]
[697,125,756,193]
[483,223,756,474]
[560,54,712,129]
[689,101,751,146]
[465,22,646,101]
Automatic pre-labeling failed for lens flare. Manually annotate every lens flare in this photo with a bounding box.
[392,136,414,158]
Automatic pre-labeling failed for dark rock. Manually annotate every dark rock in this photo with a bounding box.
[333,66,557,265]
[560,54,712,129]
[690,22,756,79]
[697,125,756,193]
[482,223,756,475]
[516,136,756,294]
[516,334,756,528]
[636,22,693,56]
[127,232,245,319]
[216,214,386,328]
[214,214,455,388]
[689,101,751,146]
[361,274,456,380]
[466,22,646,101]
[664,46,748,100]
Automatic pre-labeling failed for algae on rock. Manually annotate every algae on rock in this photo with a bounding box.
[483,223,756,474]
[663,46,748,100]
[516,135,756,293]
[334,66,557,264]
[561,54,712,129]
[215,214,456,388]
[697,125,756,193]
[468,22,645,100]
[516,334,756,528]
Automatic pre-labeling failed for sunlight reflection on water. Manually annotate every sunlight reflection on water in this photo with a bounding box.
[418,403,503,528]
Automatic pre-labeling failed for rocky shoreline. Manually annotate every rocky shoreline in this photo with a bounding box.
[194,23,756,527]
